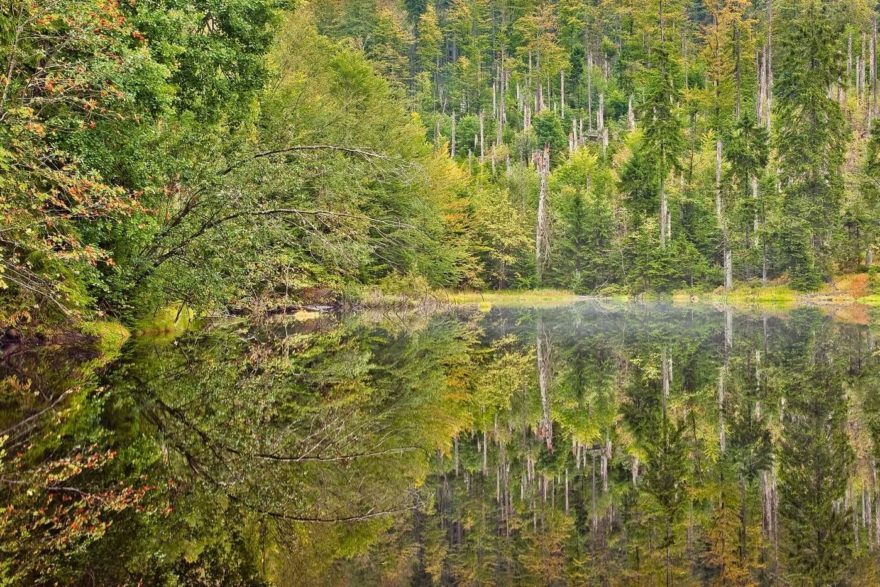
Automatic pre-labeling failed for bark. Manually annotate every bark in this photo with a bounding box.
[587,52,594,131]
[479,111,485,162]
[628,95,635,130]
[718,365,726,453]
[451,112,456,158]
[660,175,668,247]
[560,70,565,119]
[873,17,878,120]
[534,145,551,282]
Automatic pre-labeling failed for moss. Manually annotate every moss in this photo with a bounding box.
[78,320,130,358]
[134,304,196,339]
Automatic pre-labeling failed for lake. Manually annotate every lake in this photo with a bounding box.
[2,301,880,585]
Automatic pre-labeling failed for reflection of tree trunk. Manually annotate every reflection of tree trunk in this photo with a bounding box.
[591,454,598,532]
[537,316,553,451]
[482,431,487,475]
[601,435,610,493]
[720,308,732,452]
[739,477,747,563]
[718,366,726,454]
[661,349,672,412]
[760,469,779,574]
[565,468,569,513]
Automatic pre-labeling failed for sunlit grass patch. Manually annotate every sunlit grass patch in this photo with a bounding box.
[443,289,584,307]
[671,283,798,306]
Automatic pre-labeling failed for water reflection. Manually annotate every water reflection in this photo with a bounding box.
[2,302,880,585]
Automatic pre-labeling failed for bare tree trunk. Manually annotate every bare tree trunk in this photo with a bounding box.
[752,175,760,248]
[863,32,868,102]
[873,17,878,122]
[535,144,551,283]
[628,95,635,130]
[560,70,565,119]
[451,112,456,158]
[479,111,485,162]
[849,32,854,92]
[587,51,594,132]
[660,174,668,247]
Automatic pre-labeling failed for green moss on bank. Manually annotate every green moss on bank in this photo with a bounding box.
[135,304,196,338]
[78,320,130,357]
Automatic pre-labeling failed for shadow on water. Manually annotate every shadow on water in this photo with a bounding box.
[2,301,880,585]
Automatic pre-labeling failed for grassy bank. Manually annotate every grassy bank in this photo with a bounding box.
[440,289,586,308]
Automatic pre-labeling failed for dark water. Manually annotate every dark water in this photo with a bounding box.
[3,302,880,585]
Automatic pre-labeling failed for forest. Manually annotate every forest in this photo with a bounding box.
[4,0,880,330]
[7,1,880,586]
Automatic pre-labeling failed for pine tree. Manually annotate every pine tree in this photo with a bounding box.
[775,0,847,289]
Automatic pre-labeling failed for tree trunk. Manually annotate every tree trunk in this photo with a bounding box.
[660,174,668,247]
[587,52,594,131]
[535,145,551,282]
[560,70,565,119]
[451,112,456,158]
[479,111,484,162]
[628,95,635,130]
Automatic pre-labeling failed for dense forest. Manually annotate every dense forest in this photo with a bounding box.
[4,0,880,329]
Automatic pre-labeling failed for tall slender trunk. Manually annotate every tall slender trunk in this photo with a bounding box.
[587,51,594,131]
[535,145,551,283]
[479,111,485,162]
[660,174,668,247]
[451,112,456,158]
[628,95,635,130]
[872,17,878,122]
[560,70,565,119]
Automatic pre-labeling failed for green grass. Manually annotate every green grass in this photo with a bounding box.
[442,289,584,307]
[859,295,880,306]
[685,284,799,304]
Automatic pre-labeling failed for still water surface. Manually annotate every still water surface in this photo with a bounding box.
[3,302,880,585]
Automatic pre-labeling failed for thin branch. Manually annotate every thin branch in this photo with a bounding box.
[220,145,391,176]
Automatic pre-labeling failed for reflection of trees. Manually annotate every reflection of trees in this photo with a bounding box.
[395,305,880,586]
[7,305,880,584]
